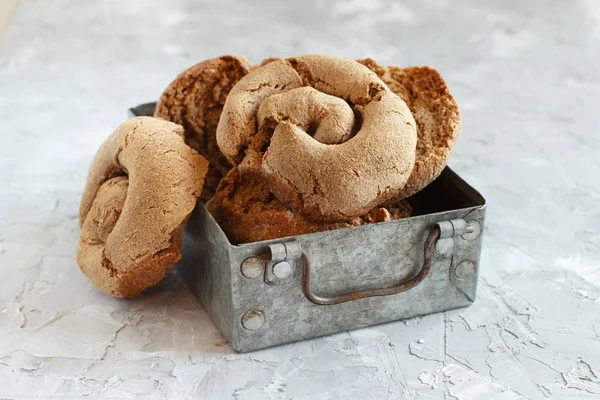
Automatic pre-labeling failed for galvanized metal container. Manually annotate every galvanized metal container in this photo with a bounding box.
[130,103,487,353]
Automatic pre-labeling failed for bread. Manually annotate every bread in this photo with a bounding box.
[78,117,208,297]
[357,59,461,199]
[154,55,250,201]
[217,55,417,221]
[206,169,411,244]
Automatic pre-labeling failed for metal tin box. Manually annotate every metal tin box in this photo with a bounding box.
[130,103,487,353]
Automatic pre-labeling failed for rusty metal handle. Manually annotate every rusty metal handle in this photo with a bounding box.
[301,226,441,305]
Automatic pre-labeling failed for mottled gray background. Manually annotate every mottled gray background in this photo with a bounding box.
[1,0,599,398]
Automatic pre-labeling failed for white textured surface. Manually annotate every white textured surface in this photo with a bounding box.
[1,0,600,398]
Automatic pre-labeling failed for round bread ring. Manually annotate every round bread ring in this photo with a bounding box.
[217,55,417,222]
[154,55,250,202]
[357,59,461,199]
[78,117,208,298]
[206,169,412,244]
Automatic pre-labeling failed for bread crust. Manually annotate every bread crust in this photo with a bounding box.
[357,59,461,199]
[154,55,250,201]
[217,55,417,222]
[78,117,208,297]
[206,169,411,244]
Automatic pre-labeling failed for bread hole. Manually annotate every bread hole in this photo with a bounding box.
[305,122,317,138]
[258,127,275,153]
[350,107,363,138]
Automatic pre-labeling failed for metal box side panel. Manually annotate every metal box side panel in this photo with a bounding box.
[228,205,485,352]
[178,202,234,343]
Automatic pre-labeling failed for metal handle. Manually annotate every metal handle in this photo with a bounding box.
[301,226,441,305]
